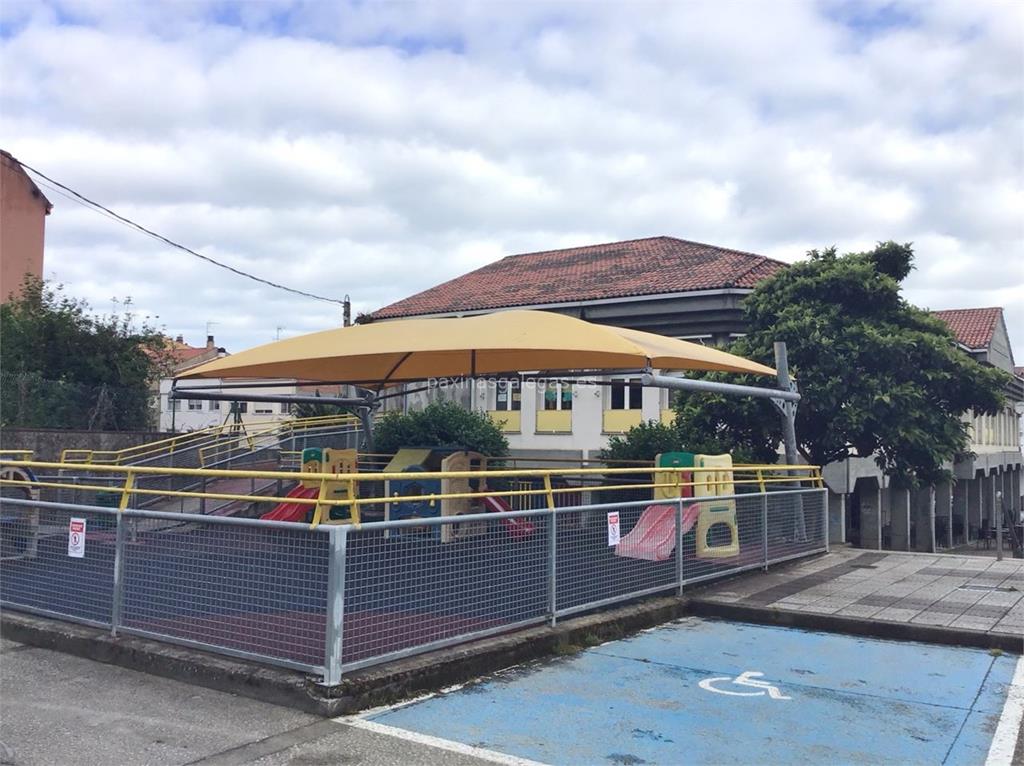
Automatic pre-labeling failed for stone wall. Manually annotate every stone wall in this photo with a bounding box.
[0,428,166,462]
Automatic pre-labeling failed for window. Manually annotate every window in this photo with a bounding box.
[167,396,180,412]
[609,379,642,410]
[188,399,202,411]
[543,382,572,411]
[494,379,521,411]
[254,406,275,415]
[236,402,248,414]
[208,400,220,411]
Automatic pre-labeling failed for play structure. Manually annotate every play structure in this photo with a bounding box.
[382,448,536,541]
[616,452,740,562]
[0,463,39,562]
[262,447,358,524]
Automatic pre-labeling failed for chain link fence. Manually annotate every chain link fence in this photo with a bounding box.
[1,487,827,683]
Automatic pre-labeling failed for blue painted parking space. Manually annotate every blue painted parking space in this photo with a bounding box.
[364,618,1021,765]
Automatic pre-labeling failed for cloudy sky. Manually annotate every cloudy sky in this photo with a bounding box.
[2,0,1022,360]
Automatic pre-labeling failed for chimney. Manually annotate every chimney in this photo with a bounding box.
[175,334,184,344]
[206,335,215,349]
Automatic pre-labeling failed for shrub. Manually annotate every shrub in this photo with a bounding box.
[599,420,683,463]
[373,401,509,457]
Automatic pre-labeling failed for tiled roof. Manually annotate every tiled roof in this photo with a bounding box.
[371,236,787,319]
[1014,366,1024,379]
[931,307,1002,350]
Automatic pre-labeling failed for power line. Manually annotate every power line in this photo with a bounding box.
[16,155,347,306]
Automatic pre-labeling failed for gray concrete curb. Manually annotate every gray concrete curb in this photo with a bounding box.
[1,596,691,717]
[689,598,1024,654]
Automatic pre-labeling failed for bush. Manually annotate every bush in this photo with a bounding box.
[373,401,509,457]
[599,420,682,463]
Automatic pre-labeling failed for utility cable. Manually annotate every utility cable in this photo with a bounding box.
[15,155,346,306]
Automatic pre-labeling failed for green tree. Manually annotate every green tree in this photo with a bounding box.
[674,242,1008,484]
[373,401,509,456]
[1,277,169,429]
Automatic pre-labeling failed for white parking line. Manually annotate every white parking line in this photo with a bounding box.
[987,654,1024,766]
[336,717,549,766]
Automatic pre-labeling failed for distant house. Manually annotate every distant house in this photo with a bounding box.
[0,150,51,301]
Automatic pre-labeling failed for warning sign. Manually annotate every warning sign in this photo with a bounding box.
[607,511,620,546]
[68,517,86,558]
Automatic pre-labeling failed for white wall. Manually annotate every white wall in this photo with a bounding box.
[157,378,297,432]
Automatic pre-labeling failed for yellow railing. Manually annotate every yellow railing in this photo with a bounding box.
[59,414,360,466]
[196,414,360,466]
[0,458,822,529]
[0,450,34,460]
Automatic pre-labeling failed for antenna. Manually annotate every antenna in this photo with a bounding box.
[205,320,218,335]
[276,326,285,340]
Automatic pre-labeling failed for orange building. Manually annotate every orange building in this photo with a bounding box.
[0,150,51,301]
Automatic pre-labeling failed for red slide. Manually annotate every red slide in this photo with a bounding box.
[482,496,536,539]
[261,485,319,522]
[615,503,700,561]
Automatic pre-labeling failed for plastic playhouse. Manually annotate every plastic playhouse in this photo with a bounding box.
[615,451,739,562]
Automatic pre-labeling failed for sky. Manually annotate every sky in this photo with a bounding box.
[2,0,1022,361]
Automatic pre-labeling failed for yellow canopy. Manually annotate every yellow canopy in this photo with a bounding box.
[180,310,775,384]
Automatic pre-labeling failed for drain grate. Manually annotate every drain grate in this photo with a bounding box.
[958,584,1016,593]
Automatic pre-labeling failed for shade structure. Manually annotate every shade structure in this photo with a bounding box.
[180,310,776,384]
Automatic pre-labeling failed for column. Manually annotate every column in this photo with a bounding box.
[970,475,984,540]
[952,479,968,546]
[828,491,846,544]
[889,486,911,551]
[859,480,882,550]
[912,486,936,552]
[935,479,953,549]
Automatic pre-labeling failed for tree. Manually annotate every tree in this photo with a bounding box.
[674,242,1008,485]
[1,277,169,430]
[373,401,509,456]
[600,421,682,463]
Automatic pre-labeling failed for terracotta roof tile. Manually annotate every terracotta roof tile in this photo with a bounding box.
[931,307,1002,350]
[371,236,787,319]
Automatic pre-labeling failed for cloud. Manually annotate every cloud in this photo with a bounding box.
[1,0,1021,364]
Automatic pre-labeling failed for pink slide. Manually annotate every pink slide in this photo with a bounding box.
[261,485,319,522]
[615,503,700,561]
[482,496,536,539]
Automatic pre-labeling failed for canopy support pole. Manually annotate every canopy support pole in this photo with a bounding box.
[639,340,800,465]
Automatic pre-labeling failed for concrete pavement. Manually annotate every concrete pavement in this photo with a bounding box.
[694,548,1024,640]
[0,638,489,766]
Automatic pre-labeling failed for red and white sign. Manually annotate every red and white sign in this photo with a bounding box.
[68,517,86,558]
[607,511,620,547]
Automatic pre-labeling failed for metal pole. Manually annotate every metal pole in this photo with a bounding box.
[111,511,126,636]
[996,490,1003,561]
[548,508,558,627]
[773,342,800,468]
[762,493,769,570]
[200,475,207,514]
[675,499,685,597]
[323,527,346,685]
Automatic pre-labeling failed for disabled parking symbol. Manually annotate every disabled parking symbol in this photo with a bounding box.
[699,671,791,700]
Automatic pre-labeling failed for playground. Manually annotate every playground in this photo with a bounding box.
[1,310,829,683]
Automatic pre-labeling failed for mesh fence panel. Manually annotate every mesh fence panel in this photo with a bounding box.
[341,514,550,668]
[766,489,827,563]
[120,517,329,669]
[680,493,767,583]
[556,501,678,615]
[0,502,115,626]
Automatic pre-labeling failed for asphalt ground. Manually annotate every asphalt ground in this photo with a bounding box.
[3,617,1021,765]
[0,638,489,766]
[358,617,1024,766]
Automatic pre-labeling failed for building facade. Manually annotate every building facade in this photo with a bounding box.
[372,236,786,455]
[0,150,51,301]
[371,235,1024,552]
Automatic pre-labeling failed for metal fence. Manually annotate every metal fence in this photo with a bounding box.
[0,487,827,684]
